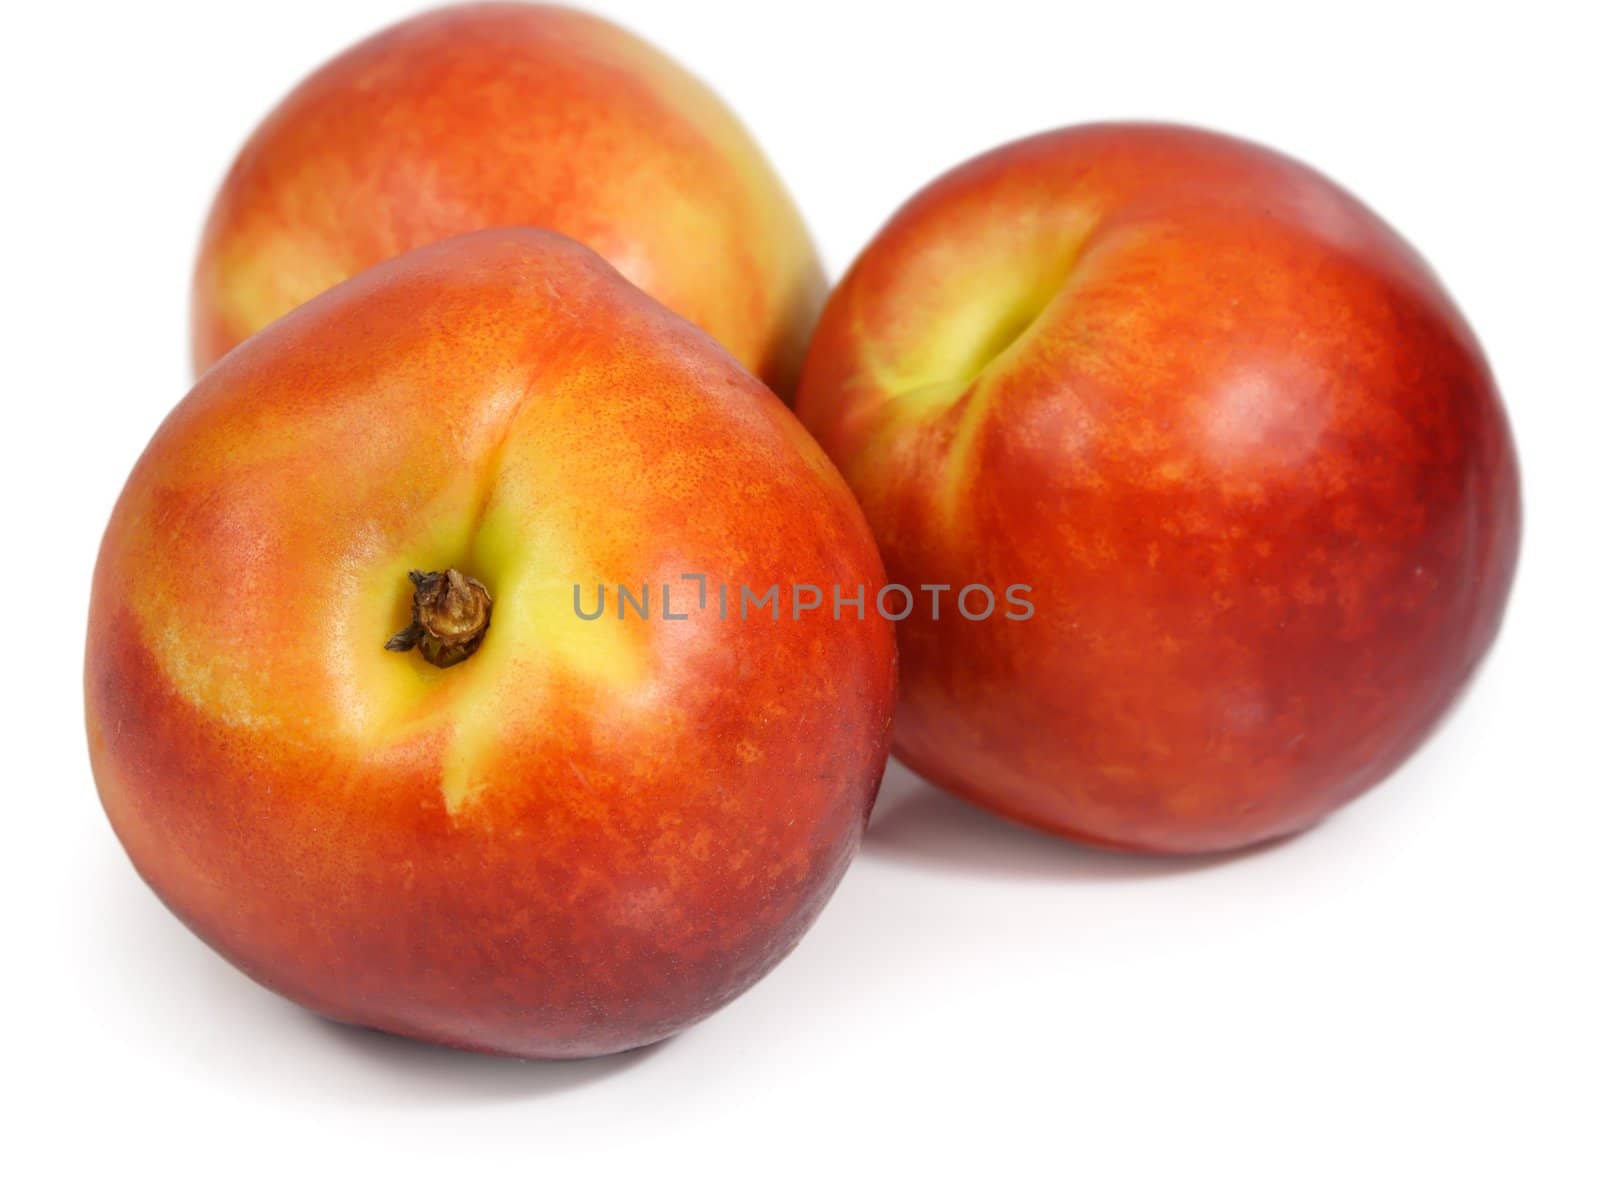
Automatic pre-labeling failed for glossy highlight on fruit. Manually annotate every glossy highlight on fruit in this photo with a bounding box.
[192,2,823,396]
[796,123,1520,854]
[89,228,895,1058]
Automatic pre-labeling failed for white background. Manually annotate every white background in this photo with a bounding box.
[6,1,1596,1189]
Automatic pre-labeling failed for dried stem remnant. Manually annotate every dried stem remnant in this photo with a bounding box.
[385,568,492,668]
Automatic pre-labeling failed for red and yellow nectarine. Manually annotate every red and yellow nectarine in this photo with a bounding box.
[796,123,1520,854]
[192,2,822,396]
[89,229,895,1058]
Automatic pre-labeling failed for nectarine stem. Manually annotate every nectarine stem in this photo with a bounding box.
[385,568,492,668]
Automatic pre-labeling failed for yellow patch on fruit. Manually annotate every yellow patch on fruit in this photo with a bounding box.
[208,226,349,348]
[855,207,1100,523]
[867,207,1097,402]
[431,508,650,818]
[357,462,651,816]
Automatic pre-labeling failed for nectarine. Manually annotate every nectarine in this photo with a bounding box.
[796,123,1520,854]
[89,229,895,1057]
[192,2,822,396]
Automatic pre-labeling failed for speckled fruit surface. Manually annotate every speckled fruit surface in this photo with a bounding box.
[191,2,823,397]
[796,123,1520,854]
[89,229,895,1058]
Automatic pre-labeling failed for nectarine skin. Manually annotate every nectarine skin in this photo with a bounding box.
[796,124,1520,854]
[89,229,894,1058]
[192,2,823,396]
